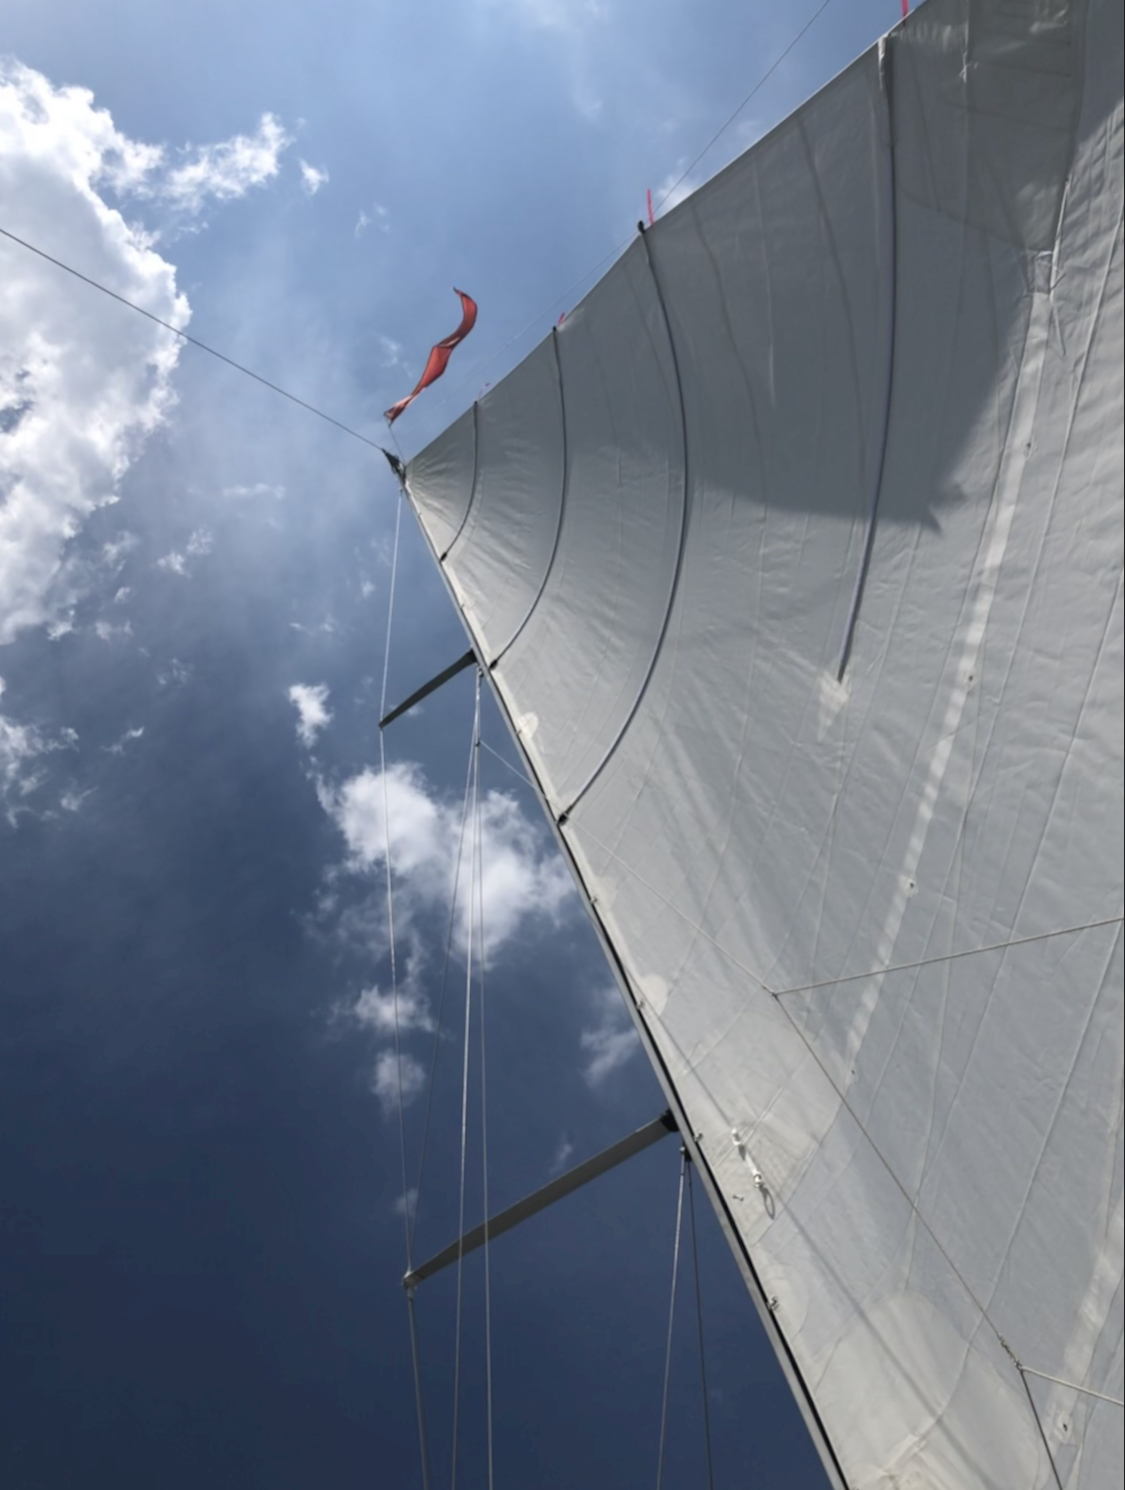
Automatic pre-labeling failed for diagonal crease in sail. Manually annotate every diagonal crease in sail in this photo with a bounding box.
[406,2,1124,1487]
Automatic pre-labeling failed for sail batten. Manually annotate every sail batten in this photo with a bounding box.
[405,2,1124,1484]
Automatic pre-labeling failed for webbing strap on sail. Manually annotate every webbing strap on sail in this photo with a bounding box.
[379,649,478,729]
[403,1110,678,1290]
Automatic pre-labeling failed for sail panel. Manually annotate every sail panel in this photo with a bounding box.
[406,403,476,556]
[487,242,687,807]
[442,334,565,658]
[406,2,1124,1485]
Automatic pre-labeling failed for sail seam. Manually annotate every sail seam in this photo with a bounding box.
[562,227,692,817]
[442,400,480,562]
[491,327,569,664]
[836,35,897,682]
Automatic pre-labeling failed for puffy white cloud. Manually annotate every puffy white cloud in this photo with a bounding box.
[298,159,329,196]
[350,983,434,1037]
[579,984,639,1087]
[371,1050,426,1117]
[158,113,292,216]
[0,61,189,645]
[322,761,573,958]
[288,683,332,748]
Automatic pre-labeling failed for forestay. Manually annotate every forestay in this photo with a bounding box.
[404,2,1124,1485]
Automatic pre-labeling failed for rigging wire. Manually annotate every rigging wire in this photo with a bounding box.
[473,671,497,1490]
[408,718,479,1259]
[653,0,836,218]
[686,1161,716,1490]
[377,498,432,1490]
[450,676,483,1490]
[2,0,840,460]
[0,225,389,454]
[425,0,839,424]
[656,1151,688,1490]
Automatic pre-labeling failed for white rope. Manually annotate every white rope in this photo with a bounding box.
[656,1151,687,1490]
[1018,1367,1123,1409]
[473,672,496,1490]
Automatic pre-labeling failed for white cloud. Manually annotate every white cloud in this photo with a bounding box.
[158,113,292,216]
[371,1050,426,1117]
[392,1187,419,1219]
[156,526,213,577]
[580,985,639,1086]
[222,482,285,500]
[298,159,329,195]
[288,683,332,748]
[105,725,144,755]
[378,335,405,369]
[0,61,189,644]
[322,761,573,958]
[351,983,434,1037]
[0,676,77,820]
[157,658,192,688]
[355,203,389,238]
[93,618,133,641]
[550,1136,575,1175]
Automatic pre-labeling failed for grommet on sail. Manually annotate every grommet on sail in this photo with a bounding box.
[400,1,1124,1485]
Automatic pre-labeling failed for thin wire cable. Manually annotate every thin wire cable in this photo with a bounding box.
[450,681,481,1490]
[686,1162,716,1490]
[656,1152,688,1490]
[424,1,838,429]
[378,495,411,1263]
[376,496,432,1490]
[473,672,496,1490]
[569,816,1122,1002]
[479,736,536,791]
[654,0,836,217]
[408,721,479,1258]
[0,224,389,454]
[406,1290,434,1490]
[4,1,837,462]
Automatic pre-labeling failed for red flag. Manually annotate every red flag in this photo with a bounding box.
[384,289,478,425]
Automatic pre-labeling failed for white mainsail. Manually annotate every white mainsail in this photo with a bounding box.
[403,1,1124,1485]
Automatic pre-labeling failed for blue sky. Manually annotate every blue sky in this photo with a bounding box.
[2,4,905,1485]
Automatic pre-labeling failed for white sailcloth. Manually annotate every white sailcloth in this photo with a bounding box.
[406,1,1124,1484]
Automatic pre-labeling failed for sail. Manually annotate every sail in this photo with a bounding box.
[404,1,1124,1485]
